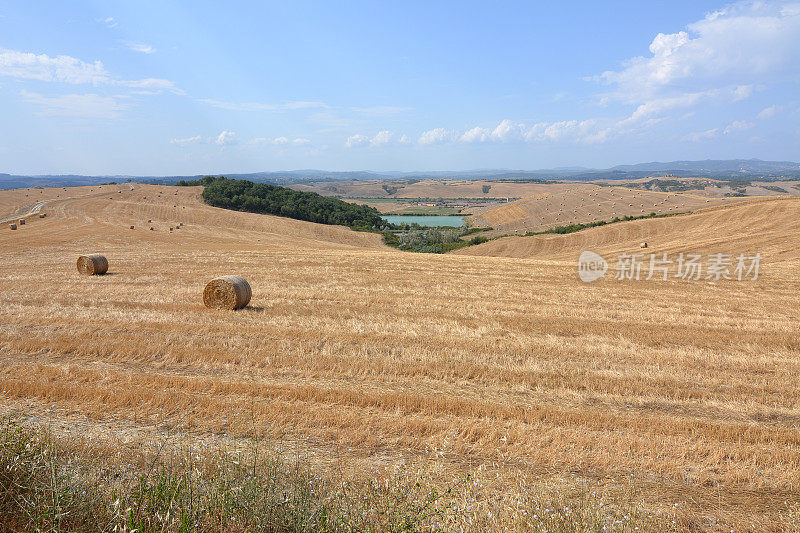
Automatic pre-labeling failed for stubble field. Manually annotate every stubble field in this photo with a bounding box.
[1,184,799,531]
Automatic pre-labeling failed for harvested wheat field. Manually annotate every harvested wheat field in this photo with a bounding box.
[469,185,746,236]
[1,184,799,531]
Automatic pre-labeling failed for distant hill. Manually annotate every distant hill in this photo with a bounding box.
[2,159,799,189]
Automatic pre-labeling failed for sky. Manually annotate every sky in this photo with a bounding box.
[0,1,799,175]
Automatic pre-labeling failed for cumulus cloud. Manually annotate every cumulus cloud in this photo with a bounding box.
[100,17,118,28]
[215,130,237,145]
[418,128,454,145]
[0,48,111,84]
[452,119,607,145]
[345,131,396,147]
[345,134,369,148]
[20,90,128,118]
[600,2,800,99]
[252,136,310,146]
[370,130,393,146]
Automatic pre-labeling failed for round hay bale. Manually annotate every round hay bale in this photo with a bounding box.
[18,219,25,225]
[9,223,17,230]
[130,225,135,230]
[39,213,46,218]
[203,276,251,310]
[77,254,108,275]
[150,227,154,231]
[147,219,152,223]
[640,242,648,248]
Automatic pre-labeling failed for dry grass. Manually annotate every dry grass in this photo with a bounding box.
[470,186,743,236]
[0,184,799,530]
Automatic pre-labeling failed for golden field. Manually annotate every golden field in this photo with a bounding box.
[1,183,799,531]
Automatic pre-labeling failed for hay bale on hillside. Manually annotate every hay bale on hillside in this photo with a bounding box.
[9,223,17,230]
[39,213,46,218]
[77,254,108,275]
[640,242,648,248]
[130,225,135,230]
[203,276,252,310]
[18,219,25,225]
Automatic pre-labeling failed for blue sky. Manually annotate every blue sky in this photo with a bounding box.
[0,1,798,175]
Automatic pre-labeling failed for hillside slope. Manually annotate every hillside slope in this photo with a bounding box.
[1,185,799,531]
[470,185,744,235]
[0,183,384,250]
[456,197,800,264]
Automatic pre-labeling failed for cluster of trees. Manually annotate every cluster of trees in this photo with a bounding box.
[178,176,388,230]
[382,226,490,254]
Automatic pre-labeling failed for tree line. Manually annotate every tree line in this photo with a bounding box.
[178,176,388,230]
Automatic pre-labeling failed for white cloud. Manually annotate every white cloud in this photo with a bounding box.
[0,48,110,84]
[418,128,454,145]
[723,120,754,134]
[125,42,156,54]
[683,128,720,142]
[617,91,714,126]
[120,78,181,94]
[345,134,369,148]
[170,135,204,146]
[20,90,127,118]
[732,84,754,101]
[683,119,754,141]
[456,119,606,145]
[250,136,312,147]
[370,130,393,146]
[0,47,180,93]
[100,17,118,28]
[197,98,327,111]
[758,104,783,119]
[344,131,397,147]
[215,130,237,145]
[600,2,800,99]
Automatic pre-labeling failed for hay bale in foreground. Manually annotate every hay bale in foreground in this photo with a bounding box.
[203,276,251,310]
[77,254,108,275]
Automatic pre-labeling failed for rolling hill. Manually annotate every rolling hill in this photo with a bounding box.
[1,184,799,531]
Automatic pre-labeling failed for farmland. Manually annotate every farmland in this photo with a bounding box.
[1,183,799,531]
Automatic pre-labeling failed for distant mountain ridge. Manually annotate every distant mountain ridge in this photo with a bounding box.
[1,159,799,189]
